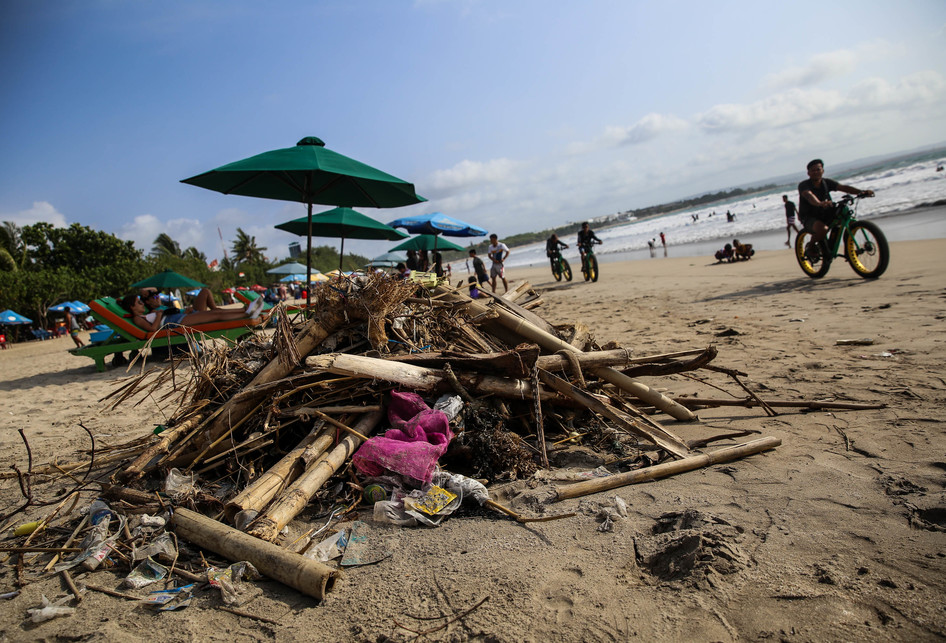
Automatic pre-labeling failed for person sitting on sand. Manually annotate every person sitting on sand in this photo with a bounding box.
[733,239,755,260]
[714,244,734,263]
[467,276,481,299]
[120,294,264,332]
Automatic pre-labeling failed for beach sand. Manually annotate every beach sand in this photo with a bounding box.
[1,238,945,640]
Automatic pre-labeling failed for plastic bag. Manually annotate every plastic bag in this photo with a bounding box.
[304,529,349,562]
[433,394,463,421]
[164,468,198,501]
[122,557,168,589]
[132,533,177,562]
[26,595,75,623]
[207,561,259,606]
[141,584,195,611]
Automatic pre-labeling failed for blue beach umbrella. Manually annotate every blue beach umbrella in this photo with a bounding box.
[69,301,90,313]
[48,301,72,313]
[0,310,32,325]
[386,212,487,237]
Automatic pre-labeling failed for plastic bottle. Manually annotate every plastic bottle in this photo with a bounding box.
[89,499,112,526]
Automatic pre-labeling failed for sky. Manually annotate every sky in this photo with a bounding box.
[2,0,945,263]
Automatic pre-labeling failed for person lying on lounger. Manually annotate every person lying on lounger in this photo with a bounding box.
[119,294,265,332]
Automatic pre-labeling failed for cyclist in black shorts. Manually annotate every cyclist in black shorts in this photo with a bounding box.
[798,159,874,256]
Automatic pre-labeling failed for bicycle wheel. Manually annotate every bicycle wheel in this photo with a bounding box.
[794,230,831,278]
[845,221,889,279]
[589,256,599,282]
[552,261,562,281]
[561,258,572,281]
[581,256,590,281]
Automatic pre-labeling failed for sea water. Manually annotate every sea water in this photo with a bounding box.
[506,152,946,267]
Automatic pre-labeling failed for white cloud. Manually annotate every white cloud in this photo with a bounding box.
[603,113,689,146]
[696,87,844,133]
[848,70,946,108]
[424,158,525,196]
[1,201,68,228]
[762,41,899,90]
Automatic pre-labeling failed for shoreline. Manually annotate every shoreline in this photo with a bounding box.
[500,203,946,269]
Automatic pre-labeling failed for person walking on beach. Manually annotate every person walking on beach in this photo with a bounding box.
[783,194,800,246]
[487,233,510,293]
[64,306,84,348]
[647,238,656,257]
[468,248,489,289]
[659,232,666,248]
[798,159,874,256]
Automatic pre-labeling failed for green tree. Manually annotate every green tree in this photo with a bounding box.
[0,221,26,271]
[151,233,182,258]
[231,228,267,265]
[20,222,141,272]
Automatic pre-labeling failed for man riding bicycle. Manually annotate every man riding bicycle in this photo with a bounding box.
[577,221,602,259]
[798,159,873,257]
[546,233,568,272]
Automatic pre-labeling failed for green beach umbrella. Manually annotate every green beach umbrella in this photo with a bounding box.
[275,207,407,273]
[131,269,207,290]
[181,136,426,285]
[389,234,466,253]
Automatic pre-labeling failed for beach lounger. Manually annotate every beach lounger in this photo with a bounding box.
[70,297,260,372]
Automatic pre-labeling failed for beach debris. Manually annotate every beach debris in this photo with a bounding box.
[26,594,76,623]
[8,272,893,612]
[141,584,196,611]
[836,338,874,346]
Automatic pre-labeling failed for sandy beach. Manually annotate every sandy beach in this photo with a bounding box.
[2,238,945,641]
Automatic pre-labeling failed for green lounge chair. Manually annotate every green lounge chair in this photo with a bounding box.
[70,297,260,372]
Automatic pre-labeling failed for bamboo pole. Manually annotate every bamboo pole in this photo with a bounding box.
[170,507,339,601]
[177,309,348,462]
[436,286,697,422]
[305,353,557,401]
[118,412,207,481]
[222,428,335,522]
[246,411,384,542]
[672,397,886,411]
[553,436,781,501]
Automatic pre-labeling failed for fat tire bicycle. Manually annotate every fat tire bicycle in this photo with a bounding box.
[579,241,601,282]
[549,251,572,282]
[795,194,889,279]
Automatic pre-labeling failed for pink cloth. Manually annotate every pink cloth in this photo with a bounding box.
[353,391,454,484]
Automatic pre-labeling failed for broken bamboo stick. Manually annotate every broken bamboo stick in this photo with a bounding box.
[246,410,384,542]
[537,369,690,458]
[436,286,697,422]
[223,427,335,522]
[553,436,781,501]
[170,507,339,601]
[672,397,886,411]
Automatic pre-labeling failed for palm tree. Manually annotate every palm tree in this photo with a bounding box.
[151,233,182,258]
[231,228,267,265]
[0,222,25,270]
[183,246,207,263]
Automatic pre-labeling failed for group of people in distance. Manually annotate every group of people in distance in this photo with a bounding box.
[714,239,755,263]
[545,221,602,272]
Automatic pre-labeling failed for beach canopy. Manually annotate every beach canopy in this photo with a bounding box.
[390,234,466,253]
[68,301,90,314]
[266,262,310,275]
[0,309,32,325]
[181,136,426,285]
[367,251,407,267]
[387,212,487,238]
[279,273,328,282]
[48,301,74,313]
[131,269,207,290]
[275,206,408,272]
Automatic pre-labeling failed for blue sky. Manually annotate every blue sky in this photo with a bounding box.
[2,0,945,262]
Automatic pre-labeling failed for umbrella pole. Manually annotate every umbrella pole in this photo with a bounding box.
[305,202,313,301]
[338,237,346,274]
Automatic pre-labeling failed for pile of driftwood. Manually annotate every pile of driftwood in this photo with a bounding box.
[2,273,885,608]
